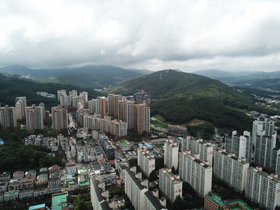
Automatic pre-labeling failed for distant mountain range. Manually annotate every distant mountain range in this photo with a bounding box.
[194,69,280,87]
[0,65,152,89]
[103,69,255,132]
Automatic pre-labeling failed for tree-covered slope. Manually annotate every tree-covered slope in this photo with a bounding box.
[0,65,143,89]
[0,73,99,108]
[104,69,255,131]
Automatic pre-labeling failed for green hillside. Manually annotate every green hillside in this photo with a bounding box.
[0,73,99,109]
[251,78,280,91]
[103,70,255,132]
[0,65,143,89]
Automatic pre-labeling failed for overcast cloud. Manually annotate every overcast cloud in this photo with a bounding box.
[0,0,280,72]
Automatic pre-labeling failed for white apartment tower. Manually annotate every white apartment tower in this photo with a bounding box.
[213,149,249,193]
[125,169,166,210]
[225,130,252,162]
[179,151,212,197]
[137,146,155,177]
[252,119,275,146]
[159,168,182,202]
[181,137,214,166]
[164,139,179,170]
[245,167,280,210]
[125,169,148,210]
[254,132,279,170]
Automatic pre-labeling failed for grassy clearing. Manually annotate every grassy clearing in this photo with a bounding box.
[187,119,210,126]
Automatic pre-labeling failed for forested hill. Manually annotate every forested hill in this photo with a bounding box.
[103,69,255,132]
[0,65,145,89]
[0,73,99,108]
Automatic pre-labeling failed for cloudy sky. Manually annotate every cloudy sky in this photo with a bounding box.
[0,0,280,72]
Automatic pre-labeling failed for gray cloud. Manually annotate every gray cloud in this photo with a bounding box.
[0,0,280,72]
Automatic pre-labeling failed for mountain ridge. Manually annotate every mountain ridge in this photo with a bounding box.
[103,69,254,132]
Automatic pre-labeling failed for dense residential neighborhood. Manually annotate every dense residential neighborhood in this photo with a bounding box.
[1,89,280,210]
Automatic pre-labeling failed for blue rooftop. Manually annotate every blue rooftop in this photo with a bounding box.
[0,138,4,145]
[28,204,46,210]
[139,143,144,146]
[144,143,152,148]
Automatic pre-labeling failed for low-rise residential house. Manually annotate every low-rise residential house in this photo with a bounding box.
[0,181,8,192]
[65,161,77,174]
[8,179,34,190]
[0,193,3,202]
[19,189,34,199]
[39,167,48,175]
[48,177,61,187]
[0,172,10,181]
[49,165,61,174]
[67,181,79,192]
[25,170,36,177]
[13,171,24,180]
[47,186,60,194]
[37,174,48,185]
[4,190,19,201]
[23,175,36,184]
[119,140,131,152]
[34,188,47,197]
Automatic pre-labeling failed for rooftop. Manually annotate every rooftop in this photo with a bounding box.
[4,190,19,196]
[52,193,68,210]
[205,192,223,207]
[79,181,89,186]
[120,140,129,146]
[225,199,253,210]
[28,203,46,210]
[78,168,87,174]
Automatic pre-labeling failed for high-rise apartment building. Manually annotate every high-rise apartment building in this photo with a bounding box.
[179,151,212,197]
[57,90,71,107]
[25,104,44,131]
[125,169,166,210]
[254,132,280,170]
[164,139,179,170]
[90,176,111,210]
[51,106,68,131]
[225,130,252,161]
[135,104,150,135]
[213,149,249,193]
[97,96,107,118]
[137,146,155,177]
[245,167,280,210]
[101,136,115,160]
[15,96,27,119]
[0,105,17,129]
[252,119,275,146]
[125,168,148,210]
[159,168,182,202]
[181,137,214,166]
[107,94,122,117]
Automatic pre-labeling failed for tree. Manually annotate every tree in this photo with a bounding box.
[148,170,158,182]
[173,195,187,210]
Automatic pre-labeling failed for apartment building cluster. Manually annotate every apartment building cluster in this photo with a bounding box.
[131,124,280,210]
[0,96,62,132]
[57,90,151,136]
[1,89,150,138]
[214,119,280,209]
